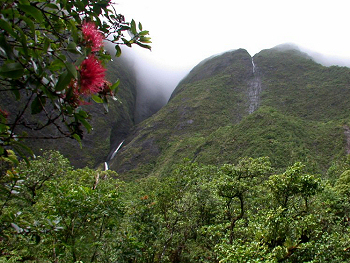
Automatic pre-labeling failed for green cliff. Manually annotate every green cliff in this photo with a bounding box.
[109,46,350,179]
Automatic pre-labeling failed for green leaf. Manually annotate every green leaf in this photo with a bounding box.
[18,4,44,23]
[7,155,19,166]
[0,19,16,38]
[19,0,30,4]
[17,141,34,156]
[139,30,149,36]
[18,29,29,58]
[79,118,92,133]
[67,41,81,54]
[75,111,92,132]
[138,22,143,31]
[130,19,137,35]
[49,59,65,71]
[72,133,82,148]
[111,79,120,92]
[91,94,104,103]
[43,37,51,53]
[65,62,77,79]
[0,63,24,79]
[40,84,55,100]
[12,141,34,165]
[139,36,152,43]
[21,15,35,37]
[0,123,9,134]
[31,95,45,114]
[55,71,73,91]
[122,38,132,47]
[75,54,86,67]
[68,20,79,43]
[115,45,122,57]
[78,110,88,118]
[0,35,14,59]
[46,3,59,10]
[136,42,151,50]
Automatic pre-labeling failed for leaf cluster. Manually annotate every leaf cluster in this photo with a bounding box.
[0,0,151,163]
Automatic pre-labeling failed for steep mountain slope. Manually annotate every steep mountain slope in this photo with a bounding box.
[109,49,253,177]
[109,46,350,180]
[254,47,350,121]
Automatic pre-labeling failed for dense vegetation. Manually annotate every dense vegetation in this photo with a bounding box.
[2,1,350,260]
[2,151,350,262]
[109,47,350,180]
[0,52,138,168]
[255,47,350,122]
[0,0,150,168]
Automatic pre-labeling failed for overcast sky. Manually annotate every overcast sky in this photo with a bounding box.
[115,0,350,105]
[117,0,350,70]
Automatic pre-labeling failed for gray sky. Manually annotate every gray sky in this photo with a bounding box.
[115,0,350,106]
[117,0,350,71]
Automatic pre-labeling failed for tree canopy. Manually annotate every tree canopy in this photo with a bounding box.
[2,153,350,262]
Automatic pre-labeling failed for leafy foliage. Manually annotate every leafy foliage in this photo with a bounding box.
[1,151,124,262]
[2,151,350,262]
[0,0,151,162]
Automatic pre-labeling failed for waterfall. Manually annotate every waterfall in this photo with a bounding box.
[248,58,261,114]
[251,58,256,74]
[110,140,124,160]
[104,140,125,171]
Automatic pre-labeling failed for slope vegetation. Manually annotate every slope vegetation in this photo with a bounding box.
[109,46,350,179]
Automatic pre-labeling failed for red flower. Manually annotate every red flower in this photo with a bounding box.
[79,55,106,94]
[65,80,87,106]
[82,21,104,52]
[98,80,112,96]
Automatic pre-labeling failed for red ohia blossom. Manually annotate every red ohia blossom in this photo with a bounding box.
[82,21,104,52]
[79,55,106,94]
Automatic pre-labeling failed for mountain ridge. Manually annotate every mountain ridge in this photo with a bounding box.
[109,45,350,180]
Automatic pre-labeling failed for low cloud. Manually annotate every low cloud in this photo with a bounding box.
[120,47,189,123]
[273,43,350,68]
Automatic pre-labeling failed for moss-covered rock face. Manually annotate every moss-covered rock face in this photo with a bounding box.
[109,46,350,180]
[254,46,350,121]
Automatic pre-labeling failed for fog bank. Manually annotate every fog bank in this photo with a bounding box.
[120,47,189,123]
[273,43,350,68]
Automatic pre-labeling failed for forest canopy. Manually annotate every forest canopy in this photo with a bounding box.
[1,152,350,262]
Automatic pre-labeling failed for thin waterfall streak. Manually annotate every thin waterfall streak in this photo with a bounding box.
[248,58,261,114]
[252,58,256,74]
[104,162,109,171]
[110,140,124,160]
[248,78,261,114]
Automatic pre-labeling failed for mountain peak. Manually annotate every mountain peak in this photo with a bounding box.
[170,49,252,100]
[109,45,350,179]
